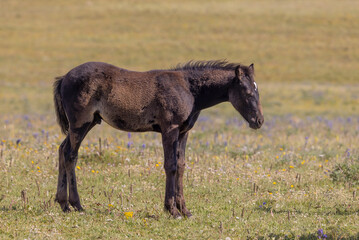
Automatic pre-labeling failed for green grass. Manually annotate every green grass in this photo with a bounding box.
[1,112,359,239]
[1,0,359,239]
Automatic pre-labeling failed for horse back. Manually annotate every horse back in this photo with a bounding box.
[60,62,194,132]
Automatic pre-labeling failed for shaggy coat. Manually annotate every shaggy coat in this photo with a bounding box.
[53,60,263,218]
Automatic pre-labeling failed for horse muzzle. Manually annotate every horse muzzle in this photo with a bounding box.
[249,116,264,129]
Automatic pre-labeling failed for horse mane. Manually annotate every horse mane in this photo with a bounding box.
[171,60,249,73]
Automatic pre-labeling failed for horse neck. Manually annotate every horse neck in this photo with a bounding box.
[184,69,235,111]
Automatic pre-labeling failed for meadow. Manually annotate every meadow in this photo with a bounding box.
[1,0,359,239]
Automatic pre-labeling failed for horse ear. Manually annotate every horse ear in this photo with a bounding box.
[249,63,254,74]
[235,66,244,79]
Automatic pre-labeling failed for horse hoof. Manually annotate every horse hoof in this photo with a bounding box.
[62,206,71,213]
[71,204,84,212]
[168,209,182,219]
[75,207,84,212]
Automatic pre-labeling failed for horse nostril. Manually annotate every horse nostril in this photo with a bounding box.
[257,117,263,126]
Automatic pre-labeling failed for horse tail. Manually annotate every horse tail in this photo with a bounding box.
[53,76,69,135]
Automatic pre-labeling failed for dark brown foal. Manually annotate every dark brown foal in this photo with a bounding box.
[53,60,263,218]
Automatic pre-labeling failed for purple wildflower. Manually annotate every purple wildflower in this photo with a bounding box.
[304,136,309,148]
[317,229,327,239]
[345,149,350,158]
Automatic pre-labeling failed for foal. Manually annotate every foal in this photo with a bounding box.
[53,60,263,218]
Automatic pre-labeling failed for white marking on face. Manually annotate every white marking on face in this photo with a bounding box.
[254,82,257,91]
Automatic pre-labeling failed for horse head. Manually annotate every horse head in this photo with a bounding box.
[228,64,264,129]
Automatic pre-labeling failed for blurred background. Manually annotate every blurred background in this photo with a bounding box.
[1,1,359,238]
[1,0,358,117]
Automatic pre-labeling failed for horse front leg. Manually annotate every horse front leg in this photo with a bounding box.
[161,126,181,218]
[175,132,192,218]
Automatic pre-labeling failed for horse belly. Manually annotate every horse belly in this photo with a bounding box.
[100,108,159,132]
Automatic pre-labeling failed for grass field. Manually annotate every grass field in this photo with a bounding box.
[1,0,359,239]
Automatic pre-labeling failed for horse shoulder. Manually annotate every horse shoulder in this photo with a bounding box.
[154,71,194,123]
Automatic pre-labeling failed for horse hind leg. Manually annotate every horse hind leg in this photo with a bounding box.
[61,115,98,211]
[67,121,98,211]
[55,136,70,212]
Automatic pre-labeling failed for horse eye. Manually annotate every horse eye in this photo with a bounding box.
[246,90,254,96]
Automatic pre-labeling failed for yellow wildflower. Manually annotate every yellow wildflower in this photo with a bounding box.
[289,166,294,168]
[273,182,277,185]
[124,211,133,219]
[77,166,81,170]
